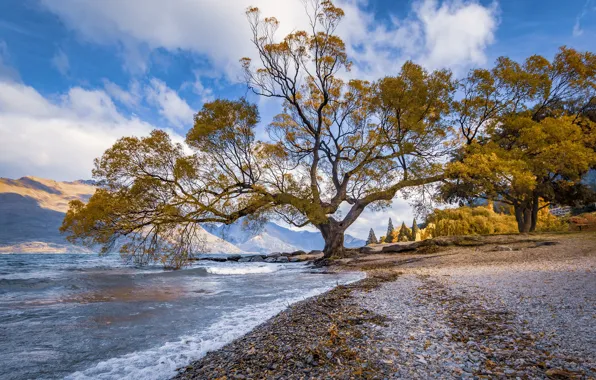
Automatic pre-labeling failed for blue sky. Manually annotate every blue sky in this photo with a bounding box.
[0,0,594,237]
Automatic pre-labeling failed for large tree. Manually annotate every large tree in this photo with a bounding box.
[443,47,596,232]
[60,0,454,267]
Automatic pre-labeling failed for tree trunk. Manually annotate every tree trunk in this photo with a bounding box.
[514,204,532,233]
[529,192,539,232]
[319,222,346,258]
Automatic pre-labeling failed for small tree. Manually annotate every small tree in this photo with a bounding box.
[411,218,420,241]
[366,228,378,245]
[397,222,411,242]
[385,218,395,243]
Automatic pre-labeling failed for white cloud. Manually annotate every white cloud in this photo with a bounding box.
[191,77,215,104]
[0,80,184,181]
[40,0,499,79]
[415,0,498,69]
[51,49,70,76]
[103,79,142,108]
[573,21,583,37]
[145,78,195,128]
[345,199,415,240]
[0,41,20,81]
[573,0,593,37]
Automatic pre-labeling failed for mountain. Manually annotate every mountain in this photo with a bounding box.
[0,177,96,251]
[1,176,366,254]
[0,176,241,254]
[238,233,299,254]
[584,169,596,190]
[206,219,366,253]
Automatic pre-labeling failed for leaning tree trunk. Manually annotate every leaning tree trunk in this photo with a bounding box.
[319,222,346,258]
[529,192,540,232]
[514,204,532,233]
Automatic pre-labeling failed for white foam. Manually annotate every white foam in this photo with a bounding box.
[64,287,332,380]
[205,265,278,275]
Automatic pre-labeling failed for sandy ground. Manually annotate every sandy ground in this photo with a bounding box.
[175,232,596,379]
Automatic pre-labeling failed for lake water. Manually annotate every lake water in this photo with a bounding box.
[0,253,363,380]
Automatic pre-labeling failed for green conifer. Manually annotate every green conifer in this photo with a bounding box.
[385,218,395,243]
[411,218,420,241]
[366,228,378,245]
[398,222,411,242]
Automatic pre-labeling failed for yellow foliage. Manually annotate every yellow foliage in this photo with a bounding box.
[536,203,568,232]
[426,203,567,237]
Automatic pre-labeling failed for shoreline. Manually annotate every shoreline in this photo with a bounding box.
[175,232,596,379]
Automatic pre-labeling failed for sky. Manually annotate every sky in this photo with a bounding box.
[0,0,595,238]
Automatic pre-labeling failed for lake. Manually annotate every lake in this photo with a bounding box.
[0,253,363,379]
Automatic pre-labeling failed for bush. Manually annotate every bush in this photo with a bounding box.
[425,204,567,237]
[568,212,596,231]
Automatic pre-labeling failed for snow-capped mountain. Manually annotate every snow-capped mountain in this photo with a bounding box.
[205,219,366,254]
[238,232,299,254]
[195,226,244,254]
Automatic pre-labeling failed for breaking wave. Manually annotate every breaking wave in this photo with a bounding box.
[204,264,279,275]
[65,288,330,380]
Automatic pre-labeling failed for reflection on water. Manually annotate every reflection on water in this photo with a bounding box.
[0,253,363,380]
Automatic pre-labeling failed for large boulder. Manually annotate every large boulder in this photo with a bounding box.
[238,256,253,263]
[308,250,324,255]
[226,254,242,262]
[198,256,227,262]
[249,255,265,262]
[264,257,277,263]
[275,256,290,263]
[280,250,305,257]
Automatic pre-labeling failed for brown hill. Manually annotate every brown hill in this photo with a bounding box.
[0,176,243,254]
[0,177,96,251]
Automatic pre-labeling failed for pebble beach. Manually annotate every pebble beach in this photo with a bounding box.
[175,233,596,379]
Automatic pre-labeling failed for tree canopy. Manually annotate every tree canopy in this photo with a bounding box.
[443,47,596,232]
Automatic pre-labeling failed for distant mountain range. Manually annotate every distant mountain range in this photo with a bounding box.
[584,170,596,190]
[204,220,365,254]
[0,177,365,254]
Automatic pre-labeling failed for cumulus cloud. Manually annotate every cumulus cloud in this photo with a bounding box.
[144,78,195,128]
[40,0,499,79]
[415,0,498,69]
[102,79,142,108]
[0,79,184,181]
[51,49,70,76]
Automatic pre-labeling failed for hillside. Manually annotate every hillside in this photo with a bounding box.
[0,177,241,254]
[0,177,96,250]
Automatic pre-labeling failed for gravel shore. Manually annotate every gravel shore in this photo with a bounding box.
[175,233,596,379]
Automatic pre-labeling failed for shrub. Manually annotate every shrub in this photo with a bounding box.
[425,204,567,237]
